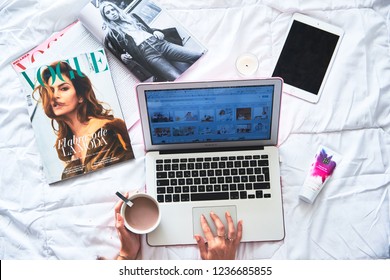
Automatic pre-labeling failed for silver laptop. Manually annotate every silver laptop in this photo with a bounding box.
[136,78,285,246]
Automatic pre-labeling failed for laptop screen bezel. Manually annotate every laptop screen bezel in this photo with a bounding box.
[136,78,282,152]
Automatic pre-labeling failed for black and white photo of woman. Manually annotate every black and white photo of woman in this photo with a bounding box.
[99,1,204,82]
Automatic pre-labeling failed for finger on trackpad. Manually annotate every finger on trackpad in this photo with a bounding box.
[192,205,237,238]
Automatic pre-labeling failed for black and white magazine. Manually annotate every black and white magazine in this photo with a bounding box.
[79,0,207,82]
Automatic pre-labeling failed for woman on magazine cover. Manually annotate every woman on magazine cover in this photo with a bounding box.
[99,1,203,81]
[34,61,134,180]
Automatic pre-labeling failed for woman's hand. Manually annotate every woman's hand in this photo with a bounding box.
[115,192,140,260]
[194,211,243,260]
[120,53,132,64]
[153,30,165,40]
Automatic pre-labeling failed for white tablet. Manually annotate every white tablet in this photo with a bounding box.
[272,13,344,103]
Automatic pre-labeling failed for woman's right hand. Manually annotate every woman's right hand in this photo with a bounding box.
[194,211,243,260]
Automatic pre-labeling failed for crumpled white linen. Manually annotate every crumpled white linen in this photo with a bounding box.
[0,0,389,259]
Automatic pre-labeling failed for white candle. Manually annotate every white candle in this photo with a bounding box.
[235,53,259,76]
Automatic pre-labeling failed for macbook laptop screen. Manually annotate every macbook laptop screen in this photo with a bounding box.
[144,85,275,145]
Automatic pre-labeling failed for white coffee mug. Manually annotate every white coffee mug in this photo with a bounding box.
[120,193,161,234]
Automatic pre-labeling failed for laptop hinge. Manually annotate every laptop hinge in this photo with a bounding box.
[159,146,265,155]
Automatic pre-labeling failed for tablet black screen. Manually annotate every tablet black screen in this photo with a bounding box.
[272,20,340,95]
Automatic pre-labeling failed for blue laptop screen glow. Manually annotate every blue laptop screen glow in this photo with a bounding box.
[145,85,274,145]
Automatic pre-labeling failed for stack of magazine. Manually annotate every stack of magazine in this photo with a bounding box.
[12,0,207,184]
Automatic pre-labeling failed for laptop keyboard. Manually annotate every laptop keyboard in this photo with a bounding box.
[155,155,272,203]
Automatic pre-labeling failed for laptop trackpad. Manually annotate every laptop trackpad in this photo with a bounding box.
[192,205,237,238]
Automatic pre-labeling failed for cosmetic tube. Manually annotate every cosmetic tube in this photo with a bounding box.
[299,146,341,204]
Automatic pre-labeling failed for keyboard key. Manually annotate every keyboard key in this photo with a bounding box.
[264,193,272,198]
[157,187,166,194]
[186,178,193,185]
[157,179,169,186]
[191,192,229,201]
[173,194,180,202]
[240,191,247,199]
[230,192,239,199]
[258,160,269,166]
[254,182,270,189]
[157,172,167,178]
[256,190,263,198]
[175,186,182,193]
[165,195,172,202]
[178,179,185,185]
[181,194,190,201]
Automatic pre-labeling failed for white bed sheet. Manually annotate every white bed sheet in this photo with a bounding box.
[0,0,389,260]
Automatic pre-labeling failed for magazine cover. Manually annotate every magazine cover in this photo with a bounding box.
[19,48,134,184]
[79,0,207,82]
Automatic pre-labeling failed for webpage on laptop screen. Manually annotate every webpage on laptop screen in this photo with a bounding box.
[145,85,274,145]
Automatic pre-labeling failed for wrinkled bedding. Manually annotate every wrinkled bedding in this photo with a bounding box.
[0,0,389,259]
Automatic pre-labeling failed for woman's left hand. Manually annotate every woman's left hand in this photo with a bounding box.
[153,30,165,40]
[115,192,140,260]
[194,211,243,260]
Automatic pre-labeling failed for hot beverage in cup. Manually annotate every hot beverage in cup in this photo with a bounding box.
[120,193,160,234]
